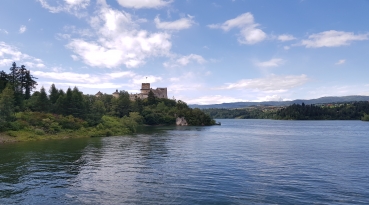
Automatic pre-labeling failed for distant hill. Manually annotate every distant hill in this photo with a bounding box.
[189,96,369,109]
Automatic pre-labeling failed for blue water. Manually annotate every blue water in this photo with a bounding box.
[0,119,369,204]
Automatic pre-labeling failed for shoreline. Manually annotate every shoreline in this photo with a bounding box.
[0,131,90,144]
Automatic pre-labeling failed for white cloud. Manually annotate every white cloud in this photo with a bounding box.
[255,95,284,102]
[116,0,172,9]
[278,34,296,42]
[33,71,101,83]
[0,29,8,34]
[37,0,90,17]
[284,46,290,50]
[208,12,266,44]
[301,30,368,48]
[163,54,206,68]
[66,3,172,68]
[19,25,27,34]
[335,59,346,65]
[222,74,309,91]
[106,71,136,79]
[307,85,369,99]
[255,58,285,68]
[154,15,195,30]
[0,42,45,68]
[184,95,246,105]
[33,70,162,90]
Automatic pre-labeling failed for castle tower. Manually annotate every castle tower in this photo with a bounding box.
[140,83,150,95]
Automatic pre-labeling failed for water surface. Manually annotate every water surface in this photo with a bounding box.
[1,120,368,204]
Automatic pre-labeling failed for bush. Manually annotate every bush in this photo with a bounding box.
[362,113,369,121]
[34,128,45,135]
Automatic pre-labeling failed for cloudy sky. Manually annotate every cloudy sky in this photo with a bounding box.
[1,0,369,104]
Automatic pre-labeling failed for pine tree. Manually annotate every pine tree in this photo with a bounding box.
[49,84,59,104]
[147,90,156,105]
[34,86,50,112]
[23,68,37,100]
[0,85,15,130]
[0,70,8,93]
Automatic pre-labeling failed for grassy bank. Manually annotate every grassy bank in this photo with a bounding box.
[0,111,142,144]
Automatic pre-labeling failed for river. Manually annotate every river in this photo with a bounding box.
[1,119,369,204]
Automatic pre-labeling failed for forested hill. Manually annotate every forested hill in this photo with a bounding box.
[0,62,216,141]
[190,96,369,109]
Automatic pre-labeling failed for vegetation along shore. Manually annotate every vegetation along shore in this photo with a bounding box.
[204,102,369,121]
[0,62,215,143]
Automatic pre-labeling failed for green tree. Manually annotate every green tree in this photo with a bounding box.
[86,100,106,126]
[0,85,15,130]
[49,84,59,104]
[33,86,51,112]
[0,70,8,93]
[23,68,37,100]
[147,90,156,105]
[111,91,131,117]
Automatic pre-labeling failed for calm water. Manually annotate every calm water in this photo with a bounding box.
[0,119,369,204]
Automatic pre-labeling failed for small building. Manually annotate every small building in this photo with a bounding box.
[112,89,120,98]
[112,83,167,100]
[134,83,167,100]
[95,91,103,97]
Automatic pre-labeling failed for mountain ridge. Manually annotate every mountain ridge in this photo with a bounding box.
[189,95,369,109]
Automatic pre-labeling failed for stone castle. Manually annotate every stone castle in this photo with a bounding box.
[95,83,167,101]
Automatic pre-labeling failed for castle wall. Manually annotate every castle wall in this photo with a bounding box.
[152,88,167,98]
[120,83,168,101]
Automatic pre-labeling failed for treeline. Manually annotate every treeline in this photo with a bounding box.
[203,108,274,119]
[275,102,369,120]
[0,62,215,139]
[204,102,369,121]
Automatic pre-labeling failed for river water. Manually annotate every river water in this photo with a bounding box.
[0,119,369,204]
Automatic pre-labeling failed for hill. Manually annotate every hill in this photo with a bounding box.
[190,95,369,109]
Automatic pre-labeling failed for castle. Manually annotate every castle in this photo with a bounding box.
[95,83,168,101]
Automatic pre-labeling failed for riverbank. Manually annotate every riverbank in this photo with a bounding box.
[0,129,93,144]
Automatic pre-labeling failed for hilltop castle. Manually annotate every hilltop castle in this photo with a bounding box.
[95,83,168,101]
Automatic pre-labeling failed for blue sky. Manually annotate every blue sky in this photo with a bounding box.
[1,0,369,104]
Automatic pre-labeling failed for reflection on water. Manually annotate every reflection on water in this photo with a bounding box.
[1,120,369,204]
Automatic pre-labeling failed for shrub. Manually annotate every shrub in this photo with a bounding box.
[34,129,45,135]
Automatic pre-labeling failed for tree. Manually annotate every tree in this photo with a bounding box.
[9,62,18,89]
[111,91,131,117]
[49,84,59,104]
[147,90,156,105]
[70,86,86,119]
[23,68,37,100]
[0,70,8,93]
[86,100,106,126]
[33,86,51,112]
[0,85,15,130]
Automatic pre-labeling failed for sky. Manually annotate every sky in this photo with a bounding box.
[1,0,369,105]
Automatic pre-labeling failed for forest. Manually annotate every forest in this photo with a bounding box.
[0,62,215,141]
[204,102,369,121]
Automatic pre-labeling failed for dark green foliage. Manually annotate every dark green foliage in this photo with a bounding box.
[15,111,87,132]
[86,100,106,126]
[49,84,59,104]
[204,108,274,119]
[111,90,131,117]
[362,113,369,121]
[131,97,144,114]
[33,87,51,112]
[147,90,156,105]
[0,62,37,109]
[0,85,16,131]
[275,102,369,120]
[0,70,8,93]
[183,108,215,126]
